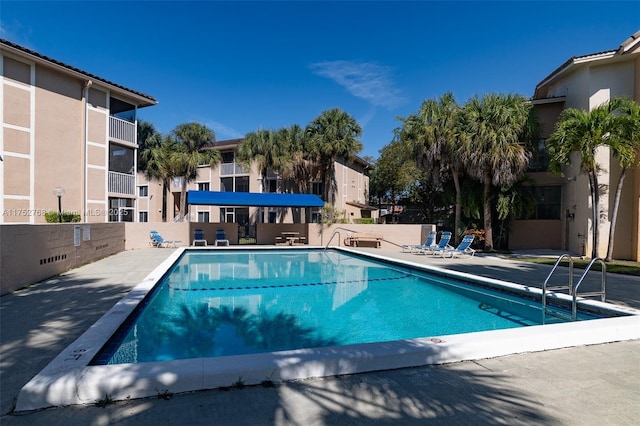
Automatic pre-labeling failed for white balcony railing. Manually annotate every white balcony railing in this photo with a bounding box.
[109,116,136,145]
[109,171,135,195]
[220,162,249,176]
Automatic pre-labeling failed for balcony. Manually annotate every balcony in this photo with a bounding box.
[109,116,136,145]
[109,171,135,195]
[220,162,249,176]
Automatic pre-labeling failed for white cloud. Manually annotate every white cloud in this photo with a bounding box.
[358,106,377,128]
[309,60,406,109]
[0,20,34,49]
[206,121,244,140]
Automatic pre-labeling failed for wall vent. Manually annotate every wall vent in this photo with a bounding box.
[39,254,68,265]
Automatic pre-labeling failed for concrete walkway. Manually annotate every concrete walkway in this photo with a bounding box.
[1,247,638,425]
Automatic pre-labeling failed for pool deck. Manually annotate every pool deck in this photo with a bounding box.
[1,247,638,425]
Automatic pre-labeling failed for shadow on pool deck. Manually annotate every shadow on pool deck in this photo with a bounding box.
[1,247,638,425]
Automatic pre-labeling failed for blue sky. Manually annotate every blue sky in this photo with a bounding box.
[2,1,638,159]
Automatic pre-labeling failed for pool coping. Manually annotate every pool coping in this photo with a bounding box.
[15,246,640,412]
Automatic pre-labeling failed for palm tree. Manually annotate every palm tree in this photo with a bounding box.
[274,124,310,194]
[237,129,279,192]
[306,108,363,205]
[137,120,162,172]
[547,99,629,258]
[172,122,219,220]
[143,135,181,221]
[605,98,640,261]
[547,100,632,258]
[459,94,533,251]
[405,93,465,243]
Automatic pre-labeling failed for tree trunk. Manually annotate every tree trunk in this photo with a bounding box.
[483,172,493,251]
[606,167,627,262]
[180,176,188,221]
[323,161,332,205]
[162,180,168,222]
[588,171,599,258]
[452,166,462,245]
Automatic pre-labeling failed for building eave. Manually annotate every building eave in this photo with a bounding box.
[618,29,640,54]
[534,50,617,96]
[0,38,157,108]
[530,96,566,105]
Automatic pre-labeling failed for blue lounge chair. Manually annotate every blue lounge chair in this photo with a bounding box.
[437,234,476,258]
[215,229,229,246]
[419,231,452,255]
[193,229,207,246]
[149,231,182,248]
[402,230,437,253]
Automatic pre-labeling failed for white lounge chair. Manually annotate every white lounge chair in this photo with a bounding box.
[402,231,437,253]
[419,231,452,255]
[437,234,476,258]
[149,231,182,248]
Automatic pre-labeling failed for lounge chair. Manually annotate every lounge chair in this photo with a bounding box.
[193,229,207,246]
[418,231,452,255]
[437,234,476,258]
[215,229,229,246]
[402,230,437,253]
[149,231,182,248]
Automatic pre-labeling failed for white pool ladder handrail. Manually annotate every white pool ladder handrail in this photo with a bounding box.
[542,254,607,321]
[572,257,606,320]
[324,226,360,250]
[542,254,574,321]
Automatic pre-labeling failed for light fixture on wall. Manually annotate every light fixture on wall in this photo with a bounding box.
[53,187,65,223]
[566,209,575,221]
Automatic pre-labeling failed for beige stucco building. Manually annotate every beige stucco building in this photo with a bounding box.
[510,30,640,260]
[1,39,157,224]
[137,138,376,230]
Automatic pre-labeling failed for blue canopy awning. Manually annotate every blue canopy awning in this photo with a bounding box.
[187,191,325,208]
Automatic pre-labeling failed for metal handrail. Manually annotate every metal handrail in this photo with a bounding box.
[323,226,360,250]
[323,226,406,250]
[541,254,573,324]
[572,257,606,320]
[542,255,574,296]
[324,231,342,250]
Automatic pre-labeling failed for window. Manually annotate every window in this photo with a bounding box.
[220,176,249,192]
[236,208,249,226]
[528,139,550,172]
[266,178,277,193]
[221,177,233,192]
[520,186,561,220]
[268,210,277,223]
[221,151,234,163]
[198,182,210,191]
[109,144,134,174]
[235,176,249,192]
[108,197,134,222]
[197,211,210,223]
[139,211,148,222]
[220,208,234,223]
[138,186,148,197]
[311,209,322,223]
[312,181,323,197]
[110,97,136,122]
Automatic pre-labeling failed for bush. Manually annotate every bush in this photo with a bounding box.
[321,205,347,224]
[353,218,375,224]
[45,211,81,223]
[464,228,485,249]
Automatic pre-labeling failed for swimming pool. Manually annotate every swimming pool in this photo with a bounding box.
[16,247,640,411]
[94,250,601,365]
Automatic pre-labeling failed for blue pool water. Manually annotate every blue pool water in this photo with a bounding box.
[93,249,602,365]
